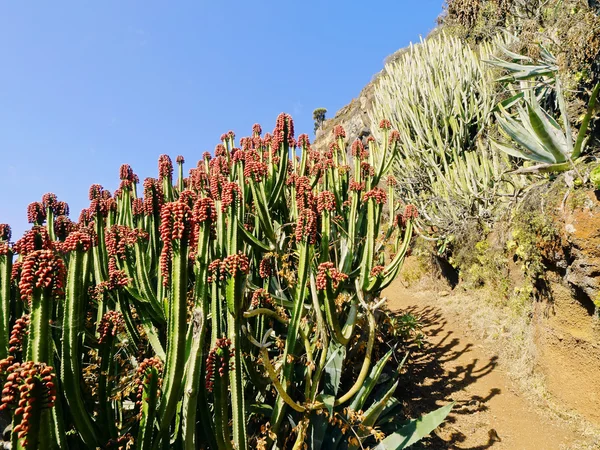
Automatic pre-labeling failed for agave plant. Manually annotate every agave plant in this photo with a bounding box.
[488,45,600,173]
[0,114,451,449]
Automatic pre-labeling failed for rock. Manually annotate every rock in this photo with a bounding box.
[439,290,450,297]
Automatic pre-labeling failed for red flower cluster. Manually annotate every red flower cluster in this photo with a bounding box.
[251,288,272,308]
[62,230,95,253]
[351,140,369,160]
[370,265,385,277]
[119,164,135,182]
[389,130,401,145]
[18,250,66,301]
[143,178,163,216]
[158,155,173,181]
[386,175,398,187]
[295,208,318,244]
[176,155,185,164]
[221,182,242,211]
[297,134,310,149]
[192,197,216,224]
[158,202,193,284]
[259,257,272,278]
[333,125,346,139]
[8,315,29,355]
[0,358,57,446]
[27,202,45,225]
[54,216,76,241]
[0,224,11,241]
[135,357,163,416]
[13,226,52,256]
[363,187,387,205]
[379,119,392,130]
[252,123,262,136]
[274,112,295,146]
[205,337,233,392]
[97,311,125,344]
[316,191,336,213]
[0,242,10,257]
[349,180,364,192]
[105,226,148,259]
[316,262,348,290]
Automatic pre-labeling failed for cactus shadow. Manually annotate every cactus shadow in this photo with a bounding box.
[390,304,501,449]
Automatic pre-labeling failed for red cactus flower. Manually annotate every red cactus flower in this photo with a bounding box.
[18,250,66,301]
[176,155,185,164]
[363,187,387,205]
[390,130,401,145]
[13,227,52,256]
[295,208,318,244]
[158,202,193,284]
[274,113,295,145]
[0,359,57,446]
[8,315,29,354]
[333,125,346,139]
[192,197,216,224]
[386,175,398,187]
[119,164,135,182]
[316,191,336,213]
[0,224,11,241]
[135,357,163,417]
[379,119,392,130]
[251,288,272,308]
[259,257,272,278]
[220,182,242,212]
[252,124,262,136]
[62,230,95,253]
[27,202,46,225]
[97,311,125,344]
[158,155,173,181]
[316,262,348,290]
[105,226,148,259]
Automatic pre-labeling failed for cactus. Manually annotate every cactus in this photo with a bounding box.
[368,33,523,239]
[0,113,450,448]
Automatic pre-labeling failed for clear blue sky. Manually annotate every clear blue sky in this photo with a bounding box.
[0,1,442,240]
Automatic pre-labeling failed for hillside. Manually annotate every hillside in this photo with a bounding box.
[313,0,600,447]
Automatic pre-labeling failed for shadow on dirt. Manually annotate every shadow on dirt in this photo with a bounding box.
[393,305,500,449]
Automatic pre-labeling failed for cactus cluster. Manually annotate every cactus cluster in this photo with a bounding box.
[368,33,523,239]
[0,114,447,449]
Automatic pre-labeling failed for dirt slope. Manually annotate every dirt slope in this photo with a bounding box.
[384,278,597,450]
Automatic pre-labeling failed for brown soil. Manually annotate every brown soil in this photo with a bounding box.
[385,278,597,450]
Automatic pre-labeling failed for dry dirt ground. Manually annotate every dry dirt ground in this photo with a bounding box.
[384,277,598,450]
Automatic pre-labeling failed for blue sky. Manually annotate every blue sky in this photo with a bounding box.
[0,1,442,240]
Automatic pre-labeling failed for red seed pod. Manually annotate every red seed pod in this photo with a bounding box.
[203,151,212,161]
[158,202,193,284]
[220,182,242,212]
[62,230,95,253]
[386,175,398,187]
[119,164,135,182]
[389,130,401,145]
[251,288,272,308]
[105,226,148,259]
[297,134,310,149]
[0,224,11,241]
[332,125,346,139]
[9,315,29,354]
[370,265,385,277]
[97,311,125,344]
[316,191,336,213]
[379,119,392,130]
[192,197,216,224]
[349,180,364,192]
[0,242,10,257]
[274,113,294,146]
[222,252,250,278]
[316,262,348,291]
[295,208,318,245]
[176,155,185,164]
[259,258,272,278]
[18,250,66,301]
[252,123,262,136]
[158,155,173,181]
[142,178,163,215]
[27,202,46,225]
[404,204,418,220]
[363,187,387,205]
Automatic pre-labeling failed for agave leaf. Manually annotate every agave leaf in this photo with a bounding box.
[349,348,394,411]
[309,342,346,450]
[373,402,455,450]
[495,109,555,163]
[492,92,524,112]
[526,99,568,162]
